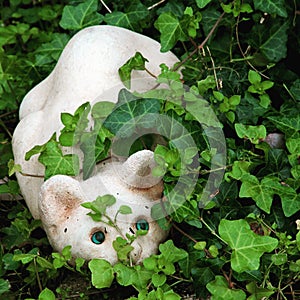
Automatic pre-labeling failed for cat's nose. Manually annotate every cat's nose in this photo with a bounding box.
[130,240,142,264]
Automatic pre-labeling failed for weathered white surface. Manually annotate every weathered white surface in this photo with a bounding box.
[12,25,178,263]
[40,150,168,264]
[12,25,178,219]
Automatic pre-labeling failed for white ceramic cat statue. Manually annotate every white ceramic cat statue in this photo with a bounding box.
[12,25,178,264]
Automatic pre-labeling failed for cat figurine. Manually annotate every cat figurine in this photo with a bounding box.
[12,25,178,263]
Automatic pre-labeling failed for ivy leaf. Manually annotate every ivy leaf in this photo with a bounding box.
[290,79,300,101]
[236,92,268,124]
[59,0,103,30]
[253,0,287,18]
[38,288,56,300]
[191,267,216,298]
[8,159,21,176]
[286,138,300,179]
[154,12,189,52]
[112,237,134,262]
[268,115,300,138]
[259,22,289,62]
[159,240,188,263]
[257,148,290,178]
[240,174,300,217]
[235,124,266,144]
[201,7,221,37]
[152,273,167,287]
[25,141,48,161]
[219,219,278,272]
[38,139,79,180]
[118,205,132,215]
[114,263,135,286]
[248,70,261,85]
[89,259,114,288]
[206,276,246,300]
[0,279,10,295]
[104,89,161,138]
[118,52,149,89]
[131,265,153,290]
[246,282,275,300]
[35,33,69,66]
[80,128,112,180]
[104,2,149,32]
[239,175,277,213]
[196,0,213,9]
[226,161,251,181]
[59,102,91,147]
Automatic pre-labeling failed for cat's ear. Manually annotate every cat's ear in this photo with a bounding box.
[39,175,83,227]
[120,150,162,189]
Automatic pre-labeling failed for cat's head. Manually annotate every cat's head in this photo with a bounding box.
[39,150,169,264]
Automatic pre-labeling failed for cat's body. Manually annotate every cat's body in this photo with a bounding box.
[12,25,178,263]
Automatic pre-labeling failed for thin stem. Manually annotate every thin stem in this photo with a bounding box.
[199,215,228,245]
[262,261,274,288]
[199,165,229,175]
[104,214,126,239]
[235,14,270,80]
[147,0,167,10]
[0,109,18,119]
[206,46,220,90]
[33,257,43,293]
[292,0,297,26]
[169,277,191,287]
[100,0,112,13]
[173,11,225,72]
[172,222,197,243]
[283,83,297,102]
[0,119,13,139]
[144,67,157,79]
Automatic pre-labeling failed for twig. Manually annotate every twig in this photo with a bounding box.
[206,46,221,90]
[144,67,158,79]
[100,0,112,13]
[0,109,18,119]
[0,119,13,139]
[172,222,198,243]
[283,83,297,102]
[34,257,43,293]
[222,269,233,288]
[199,165,228,175]
[159,197,197,243]
[173,11,225,71]
[199,213,228,245]
[148,0,167,10]
[235,14,270,80]
[159,197,214,258]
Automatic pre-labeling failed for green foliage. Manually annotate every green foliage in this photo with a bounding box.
[103,89,161,138]
[235,124,266,144]
[118,52,149,88]
[154,7,201,52]
[89,259,114,289]
[59,0,103,30]
[37,288,56,300]
[206,275,246,300]
[104,1,149,32]
[1,0,300,299]
[88,240,187,299]
[219,219,278,272]
[239,174,300,216]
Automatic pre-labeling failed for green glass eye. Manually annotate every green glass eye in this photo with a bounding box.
[91,231,105,244]
[136,219,149,231]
